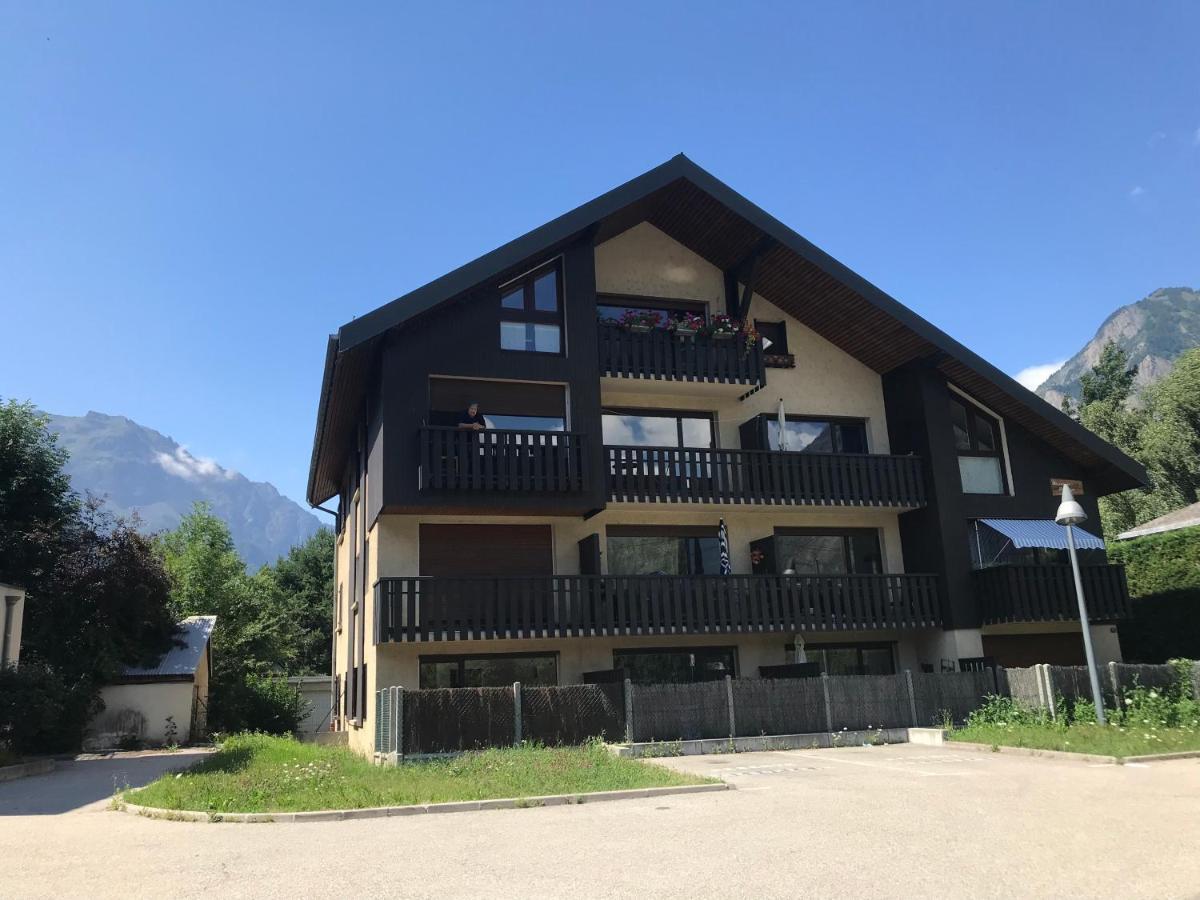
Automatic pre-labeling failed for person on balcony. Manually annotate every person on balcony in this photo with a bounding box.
[457,402,487,431]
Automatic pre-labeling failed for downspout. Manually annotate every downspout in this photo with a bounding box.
[1,596,16,668]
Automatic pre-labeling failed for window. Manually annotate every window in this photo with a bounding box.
[788,642,895,676]
[596,294,706,326]
[771,528,882,575]
[966,521,1107,570]
[500,262,563,354]
[602,408,714,448]
[755,320,792,366]
[419,653,558,689]
[613,647,737,684]
[950,395,1006,494]
[427,377,566,430]
[765,416,868,454]
[607,526,723,576]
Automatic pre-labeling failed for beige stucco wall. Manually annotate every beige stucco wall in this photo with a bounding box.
[1,583,26,668]
[594,222,890,453]
[88,682,196,747]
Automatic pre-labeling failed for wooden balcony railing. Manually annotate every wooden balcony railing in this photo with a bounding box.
[973,564,1131,625]
[374,573,941,643]
[606,446,926,507]
[598,324,765,385]
[419,426,588,493]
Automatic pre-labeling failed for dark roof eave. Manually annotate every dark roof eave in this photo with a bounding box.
[305,335,341,507]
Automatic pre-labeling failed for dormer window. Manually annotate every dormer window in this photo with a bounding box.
[500,261,563,353]
[950,394,1006,494]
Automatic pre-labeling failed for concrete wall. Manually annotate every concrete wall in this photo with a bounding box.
[88,682,196,748]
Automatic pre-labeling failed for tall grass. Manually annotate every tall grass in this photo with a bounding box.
[127,733,712,813]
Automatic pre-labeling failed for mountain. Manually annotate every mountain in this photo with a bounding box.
[45,411,321,569]
[1036,287,1200,408]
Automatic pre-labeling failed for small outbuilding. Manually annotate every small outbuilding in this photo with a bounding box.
[85,615,216,750]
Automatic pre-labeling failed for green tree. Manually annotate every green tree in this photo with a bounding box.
[1079,341,1137,406]
[158,504,302,732]
[268,528,334,675]
[0,400,77,591]
[0,401,176,751]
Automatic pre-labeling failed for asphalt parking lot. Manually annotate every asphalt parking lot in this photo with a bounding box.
[1,743,1198,899]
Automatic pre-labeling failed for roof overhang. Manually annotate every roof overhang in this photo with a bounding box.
[306,154,1149,506]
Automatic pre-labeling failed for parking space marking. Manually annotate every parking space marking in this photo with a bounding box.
[816,754,986,777]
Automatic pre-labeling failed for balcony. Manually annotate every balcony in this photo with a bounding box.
[606,446,926,508]
[598,324,765,386]
[973,564,1132,625]
[374,573,941,643]
[418,426,589,493]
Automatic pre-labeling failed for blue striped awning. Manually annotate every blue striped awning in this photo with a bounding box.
[978,519,1105,550]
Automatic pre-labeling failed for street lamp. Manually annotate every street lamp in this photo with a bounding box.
[1056,484,1106,724]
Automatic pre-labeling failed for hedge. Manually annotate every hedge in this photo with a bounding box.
[1109,524,1200,597]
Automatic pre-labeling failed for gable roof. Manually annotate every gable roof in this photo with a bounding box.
[118,615,215,681]
[1116,501,1200,540]
[307,154,1147,505]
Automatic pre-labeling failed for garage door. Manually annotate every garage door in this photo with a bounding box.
[419,524,554,576]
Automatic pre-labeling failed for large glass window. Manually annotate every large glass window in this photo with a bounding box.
[419,653,558,689]
[790,643,895,676]
[597,294,706,326]
[950,395,1006,494]
[602,408,714,447]
[607,526,723,575]
[967,521,1107,570]
[773,529,882,575]
[614,647,737,684]
[766,417,868,454]
[500,262,563,354]
[427,378,566,430]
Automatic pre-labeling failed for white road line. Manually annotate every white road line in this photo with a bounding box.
[815,755,977,777]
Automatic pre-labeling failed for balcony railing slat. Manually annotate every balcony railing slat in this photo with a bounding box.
[973,564,1131,624]
[374,573,941,643]
[605,445,925,508]
[598,324,766,385]
[419,427,587,494]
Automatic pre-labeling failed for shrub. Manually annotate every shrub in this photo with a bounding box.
[0,660,100,755]
[1120,588,1200,663]
[1108,525,1200,597]
[212,674,306,736]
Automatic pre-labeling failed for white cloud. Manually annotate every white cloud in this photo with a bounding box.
[1014,360,1067,391]
[1129,185,1145,199]
[155,446,236,481]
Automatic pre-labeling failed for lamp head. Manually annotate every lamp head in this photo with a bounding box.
[1055,483,1088,526]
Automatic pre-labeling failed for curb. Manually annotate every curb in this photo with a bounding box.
[948,741,1120,763]
[1120,750,1200,764]
[0,759,56,783]
[119,781,730,823]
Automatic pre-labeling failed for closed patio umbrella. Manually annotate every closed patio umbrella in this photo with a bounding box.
[776,398,789,451]
[718,518,732,575]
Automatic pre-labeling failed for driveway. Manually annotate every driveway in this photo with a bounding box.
[1,743,1198,899]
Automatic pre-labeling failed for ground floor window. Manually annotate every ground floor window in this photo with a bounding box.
[418,653,558,689]
[613,646,737,684]
[787,642,895,676]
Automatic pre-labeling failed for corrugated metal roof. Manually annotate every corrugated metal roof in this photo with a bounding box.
[1117,501,1200,540]
[979,519,1106,551]
[121,615,216,679]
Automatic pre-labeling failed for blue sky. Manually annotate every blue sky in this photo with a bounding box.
[2,2,1197,508]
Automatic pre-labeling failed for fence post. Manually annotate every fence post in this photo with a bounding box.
[513,681,522,747]
[1107,661,1121,709]
[624,678,634,743]
[725,675,736,739]
[1040,665,1056,720]
[904,670,918,726]
[821,673,833,732]
[392,687,404,765]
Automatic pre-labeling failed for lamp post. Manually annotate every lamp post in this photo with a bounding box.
[1056,484,1106,725]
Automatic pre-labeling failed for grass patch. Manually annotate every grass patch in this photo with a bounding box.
[126,733,713,813]
[948,722,1200,758]
[0,749,23,768]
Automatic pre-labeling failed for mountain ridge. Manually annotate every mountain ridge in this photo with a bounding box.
[1036,286,1200,407]
[45,410,321,569]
